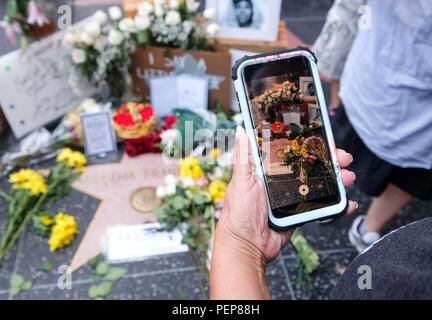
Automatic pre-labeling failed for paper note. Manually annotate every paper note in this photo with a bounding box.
[81,111,117,157]
[105,223,188,263]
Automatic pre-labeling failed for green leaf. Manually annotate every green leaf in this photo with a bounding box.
[8,286,20,297]
[10,273,24,288]
[22,281,32,290]
[137,30,149,45]
[96,281,113,297]
[104,267,127,281]
[192,193,204,205]
[6,0,17,20]
[88,285,100,299]
[88,256,100,269]
[172,196,186,210]
[95,262,110,276]
[38,261,53,272]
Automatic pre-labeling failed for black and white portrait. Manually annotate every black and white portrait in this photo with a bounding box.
[206,0,281,41]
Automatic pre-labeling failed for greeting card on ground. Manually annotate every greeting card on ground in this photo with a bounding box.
[150,75,208,117]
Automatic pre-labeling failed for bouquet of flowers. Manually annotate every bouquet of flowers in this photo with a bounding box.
[113,102,177,156]
[154,150,231,258]
[253,81,304,118]
[62,7,135,99]
[127,0,219,50]
[283,137,317,187]
[1,0,54,47]
[303,136,334,178]
[0,148,86,262]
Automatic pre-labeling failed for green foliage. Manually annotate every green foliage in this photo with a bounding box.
[32,212,54,238]
[87,258,127,300]
[9,273,32,298]
[46,163,80,202]
[291,230,320,274]
[38,261,53,273]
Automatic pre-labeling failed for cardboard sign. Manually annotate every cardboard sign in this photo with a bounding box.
[0,20,95,138]
[150,74,208,117]
[131,46,232,111]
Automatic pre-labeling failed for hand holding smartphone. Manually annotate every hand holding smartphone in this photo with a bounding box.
[232,47,348,230]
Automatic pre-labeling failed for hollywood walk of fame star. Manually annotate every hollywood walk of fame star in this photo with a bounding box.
[69,153,178,271]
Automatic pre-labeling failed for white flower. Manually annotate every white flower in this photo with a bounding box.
[84,21,101,38]
[165,10,181,26]
[119,18,136,33]
[164,183,176,196]
[168,0,180,9]
[80,32,94,45]
[93,10,108,25]
[154,5,165,17]
[213,167,225,180]
[232,113,243,126]
[78,99,101,113]
[156,186,166,198]
[203,8,215,20]
[137,2,154,16]
[186,0,200,13]
[108,6,123,20]
[93,37,106,51]
[107,29,124,45]
[165,174,177,186]
[135,16,151,31]
[160,129,178,147]
[62,32,78,48]
[206,22,219,36]
[181,177,195,188]
[71,48,86,64]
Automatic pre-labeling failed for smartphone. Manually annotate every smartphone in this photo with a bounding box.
[232,47,348,230]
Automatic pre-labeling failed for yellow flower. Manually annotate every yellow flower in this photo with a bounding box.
[8,169,47,196]
[290,139,300,151]
[208,179,227,203]
[180,156,204,180]
[209,148,222,159]
[48,212,79,252]
[40,215,53,227]
[301,147,308,158]
[56,148,87,170]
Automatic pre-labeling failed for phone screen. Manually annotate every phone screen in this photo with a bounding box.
[242,55,341,218]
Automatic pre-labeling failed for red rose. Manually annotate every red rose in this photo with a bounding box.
[164,115,177,129]
[139,107,154,121]
[114,113,134,126]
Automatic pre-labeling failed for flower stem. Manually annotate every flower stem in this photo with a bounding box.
[0,193,46,263]
[0,191,12,202]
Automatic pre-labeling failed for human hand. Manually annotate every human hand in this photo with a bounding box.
[216,126,357,263]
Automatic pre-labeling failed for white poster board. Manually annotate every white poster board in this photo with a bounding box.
[0,20,95,138]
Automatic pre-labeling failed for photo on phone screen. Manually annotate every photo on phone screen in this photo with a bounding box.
[242,55,341,218]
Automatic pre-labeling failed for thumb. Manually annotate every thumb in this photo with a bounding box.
[233,126,254,179]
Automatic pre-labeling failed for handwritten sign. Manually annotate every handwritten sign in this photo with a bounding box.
[0,20,95,138]
[81,111,117,157]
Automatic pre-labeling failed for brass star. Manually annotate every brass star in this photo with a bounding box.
[69,153,178,271]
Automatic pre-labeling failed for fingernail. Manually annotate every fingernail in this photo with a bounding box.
[354,201,359,209]
[346,153,353,164]
[350,171,356,180]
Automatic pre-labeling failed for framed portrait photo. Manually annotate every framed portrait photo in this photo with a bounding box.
[299,76,316,100]
[207,0,282,41]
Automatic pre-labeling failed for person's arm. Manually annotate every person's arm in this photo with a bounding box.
[210,127,357,300]
[210,222,270,299]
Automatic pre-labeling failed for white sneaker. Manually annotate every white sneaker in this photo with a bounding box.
[348,215,381,253]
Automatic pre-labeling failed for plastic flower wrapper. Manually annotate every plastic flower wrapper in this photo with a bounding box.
[0,99,105,178]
